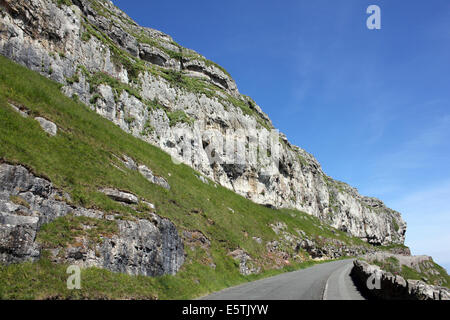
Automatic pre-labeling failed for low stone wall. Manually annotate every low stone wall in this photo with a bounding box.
[351,259,450,300]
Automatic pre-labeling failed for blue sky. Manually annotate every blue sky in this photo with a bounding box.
[113,0,450,270]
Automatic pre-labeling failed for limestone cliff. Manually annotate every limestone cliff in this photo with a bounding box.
[0,0,406,245]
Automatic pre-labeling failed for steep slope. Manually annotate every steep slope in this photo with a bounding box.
[0,0,406,245]
[0,55,401,299]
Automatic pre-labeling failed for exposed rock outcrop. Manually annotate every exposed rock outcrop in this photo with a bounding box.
[0,0,406,245]
[9,102,29,117]
[182,230,216,269]
[35,117,58,136]
[115,155,171,190]
[0,163,184,276]
[51,212,184,276]
[269,221,377,261]
[228,249,261,276]
[101,187,138,204]
[138,165,170,190]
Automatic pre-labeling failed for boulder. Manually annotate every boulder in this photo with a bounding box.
[35,117,57,136]
[100,188,138,204]
[138,164,170,190]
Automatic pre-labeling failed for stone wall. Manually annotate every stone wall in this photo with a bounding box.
[351,257,450,300]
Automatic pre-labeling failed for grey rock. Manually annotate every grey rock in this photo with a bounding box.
[183,230,211,249]
[0,163,184,276]
[252,236,262,244]
[0,214,40,264]
[139,44,169,66]
[268,221,377,261]
[9,102,29,117]
[141,200,155,210]
[196,174,209,184]
[121,155,138,171]
[137,164,156,180]
[228,249,260,275]
[138,165,170,190]
[63,214,184,277]
[35,117,57,136]
[182,58,238,95]
[100,188,138,204]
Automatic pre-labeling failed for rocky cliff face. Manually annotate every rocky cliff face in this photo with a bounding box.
[0,162,184,276]
[0,0,406,245]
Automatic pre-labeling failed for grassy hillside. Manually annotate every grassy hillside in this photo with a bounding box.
[0,55,378,299]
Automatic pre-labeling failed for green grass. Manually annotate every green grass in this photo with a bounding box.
[222,94,272,130]
[0,55,373,299]
[371,257,400,275]
[66,73,80,85]
[53,0,72,7]
[400,263,450,288]
[297,154,308,167]
[392,218,400,232]
[88,71,142,102]
[89,93,101,105]
[9,195,31,209]
[141,120,154,136]
[160,70,216,99]
[0,255,334,300]
[37,214,118,249]
[124,115,136,125]
[167,110,194,127]
[146,97,166,111]
[81,32,92,42]
[377,243,410,252]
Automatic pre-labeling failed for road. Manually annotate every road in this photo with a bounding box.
[202,259,365,300]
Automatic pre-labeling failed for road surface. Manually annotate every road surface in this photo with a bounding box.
[202,259,365,300]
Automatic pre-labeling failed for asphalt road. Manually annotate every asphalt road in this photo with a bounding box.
[202,259,365,300]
